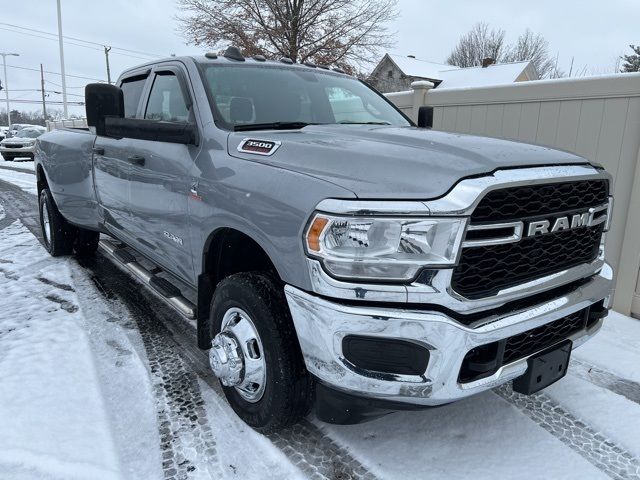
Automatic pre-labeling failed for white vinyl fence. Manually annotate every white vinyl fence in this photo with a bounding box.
[386,73,640,317]
[46,118,88,131]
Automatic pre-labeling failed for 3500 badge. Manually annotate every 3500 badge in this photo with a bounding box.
[238,138,282,156]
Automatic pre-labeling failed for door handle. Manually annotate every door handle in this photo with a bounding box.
[92,147,105,155]
[127,154,145,166]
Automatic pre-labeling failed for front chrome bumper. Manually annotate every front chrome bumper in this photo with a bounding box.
[0,144,35,155]
[285,263,613,405]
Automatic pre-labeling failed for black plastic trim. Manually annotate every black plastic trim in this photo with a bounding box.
[342,336,429,376]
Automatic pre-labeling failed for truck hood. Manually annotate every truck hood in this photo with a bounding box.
[227,125,589,199]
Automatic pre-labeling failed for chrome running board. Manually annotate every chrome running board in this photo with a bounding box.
[99,239,196,319]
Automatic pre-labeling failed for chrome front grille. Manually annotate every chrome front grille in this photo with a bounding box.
[452,180,609,299]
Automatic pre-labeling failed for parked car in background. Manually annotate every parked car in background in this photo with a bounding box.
[6,123,39,139]
[0,126,9,140]
[1,125,46,161]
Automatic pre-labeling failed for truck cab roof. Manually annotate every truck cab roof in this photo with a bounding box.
[118,47,351,82]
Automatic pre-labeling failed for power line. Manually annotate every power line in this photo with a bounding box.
[0,26,156,61]
[46,79,86,89]
[4,98,84,106]
[5,63,105,81]
[4,87,84,98]
[0,22,164,58]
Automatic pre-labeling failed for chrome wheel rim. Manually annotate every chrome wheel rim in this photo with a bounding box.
[211,307,267,403]
[42,201,51,245]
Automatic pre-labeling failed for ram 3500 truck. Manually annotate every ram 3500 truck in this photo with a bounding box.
[34,47,614,432]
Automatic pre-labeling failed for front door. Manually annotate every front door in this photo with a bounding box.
[126,66,198,282]
[93,72,149,237]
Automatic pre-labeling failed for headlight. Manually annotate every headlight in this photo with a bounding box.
[304,213,467,281]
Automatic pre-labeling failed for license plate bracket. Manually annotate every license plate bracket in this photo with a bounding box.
[512,340,572,395]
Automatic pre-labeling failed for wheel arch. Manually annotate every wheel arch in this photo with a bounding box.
[36,163,49,195]
[197,226,284,349]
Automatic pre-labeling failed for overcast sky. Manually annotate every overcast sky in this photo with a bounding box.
[1,0,637,118]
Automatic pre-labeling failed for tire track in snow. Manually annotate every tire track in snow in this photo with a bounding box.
[570,358,640,406]
[0,163,36,176]
[92,250,379,480]
[0,182,224,480]
[495,384,640,480]
[81,260,225,480]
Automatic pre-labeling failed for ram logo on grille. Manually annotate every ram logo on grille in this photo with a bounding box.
[526,207,607,237]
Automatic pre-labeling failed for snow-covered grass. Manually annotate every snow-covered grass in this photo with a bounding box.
[0,220,123,479]
[0,167,37,194]
[0,159,36,172]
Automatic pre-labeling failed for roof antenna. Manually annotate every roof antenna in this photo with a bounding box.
[224,46,245,61]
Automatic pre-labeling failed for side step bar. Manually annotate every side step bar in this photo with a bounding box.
[99,240,196,319]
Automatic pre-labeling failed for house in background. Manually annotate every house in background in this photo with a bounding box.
[368,53,539,93]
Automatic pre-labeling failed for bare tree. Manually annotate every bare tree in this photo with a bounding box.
[176,0,398,72]
[447,24,563,79]
[446,22,506,68]
[503,29,556,78]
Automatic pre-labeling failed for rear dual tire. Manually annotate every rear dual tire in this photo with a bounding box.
[39,188,100,257]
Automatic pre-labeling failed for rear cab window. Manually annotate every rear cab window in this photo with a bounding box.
[120,74,148,118]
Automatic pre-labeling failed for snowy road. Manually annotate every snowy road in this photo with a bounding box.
[1,164,640,480]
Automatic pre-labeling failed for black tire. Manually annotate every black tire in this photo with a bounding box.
[39,188,75,256]
[210,272,312,433]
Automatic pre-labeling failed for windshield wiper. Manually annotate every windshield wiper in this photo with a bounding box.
[234,122,316,132]
[337,120,392,125]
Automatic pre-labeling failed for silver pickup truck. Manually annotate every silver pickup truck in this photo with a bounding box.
[35,47,614,432]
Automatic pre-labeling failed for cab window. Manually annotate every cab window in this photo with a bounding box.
[144,72,190,123]
[120,74,147,118]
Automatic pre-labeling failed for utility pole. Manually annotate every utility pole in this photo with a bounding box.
[40,64,47,122]
[0,52,19,126]
[104,46,112,84]
[56,0,68,118]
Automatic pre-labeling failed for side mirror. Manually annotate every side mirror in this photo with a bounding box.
[417,106,434,129]
[85,83,124,136]
[104,117,198,145]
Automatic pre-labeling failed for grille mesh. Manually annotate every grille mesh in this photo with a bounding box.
[453,180,608,299]
[458,306,594,383]
[502,310,586,364]
[471,179,608,222]
[452,224,603,299]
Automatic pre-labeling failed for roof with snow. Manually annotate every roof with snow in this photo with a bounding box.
[435,61,537,88]
[373,54,538,89]
[383,54,457,81]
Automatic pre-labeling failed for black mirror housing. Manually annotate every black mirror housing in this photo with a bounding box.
[104,117,198,145]
[417,106,434,129]
[85,83,124,136]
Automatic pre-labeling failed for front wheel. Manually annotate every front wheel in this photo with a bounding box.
[209,272,312,433]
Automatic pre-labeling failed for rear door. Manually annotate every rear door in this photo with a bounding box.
[93,71,149,234]
[125,64,198,282]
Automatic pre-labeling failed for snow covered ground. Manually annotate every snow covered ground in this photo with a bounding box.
[0,159,35,172]
[0,165,639,480]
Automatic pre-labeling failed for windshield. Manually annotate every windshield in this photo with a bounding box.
[201,65,411,130]
[17,129,43,138]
